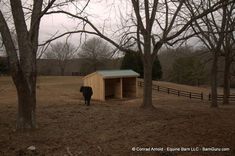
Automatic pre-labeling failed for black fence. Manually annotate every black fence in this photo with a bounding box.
[138,81,235,102]
[208,94,235,101]
[138,81,204,100]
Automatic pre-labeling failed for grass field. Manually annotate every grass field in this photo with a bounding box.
[0,76,235,156]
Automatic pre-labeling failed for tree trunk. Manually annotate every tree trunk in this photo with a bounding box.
[141,60,154,109]
[211,52,218,107]
[223,54,231,105]
[13,72,37,130]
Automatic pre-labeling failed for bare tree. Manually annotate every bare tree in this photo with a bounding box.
[0,0,90,130]
[44,41,77,75]
[221,2,235,104]
[46,0,231,108]
[78,37,113,72]
[187,1,234,107]
[0,0,58,130]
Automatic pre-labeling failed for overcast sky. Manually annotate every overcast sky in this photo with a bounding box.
[39,1,126,45]
[0,0,201,56]
[0,0,126,56]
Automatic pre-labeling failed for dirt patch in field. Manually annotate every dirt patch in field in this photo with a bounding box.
[0,76,235,156]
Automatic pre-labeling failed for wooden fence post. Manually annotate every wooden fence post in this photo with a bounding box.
[178,90,180,96]
[201,92,203,100]
[167,88,170,94]
[208,94,211,101]
[189,92,192,99]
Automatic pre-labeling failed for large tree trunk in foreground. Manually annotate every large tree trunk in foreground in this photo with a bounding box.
[141,60,154,109]
[13,67,37,129]
[210,52,218,107]
[16,85,36,129]
[0,0,56,131]
[223,54,231,105]
[0,9,37,130]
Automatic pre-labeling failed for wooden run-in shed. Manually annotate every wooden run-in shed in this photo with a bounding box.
[83,70,140,101]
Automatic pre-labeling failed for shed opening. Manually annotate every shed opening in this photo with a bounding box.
[105,78,122,99]
[83,70,139,101]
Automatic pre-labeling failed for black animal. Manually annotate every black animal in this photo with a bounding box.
[80,86,93,106]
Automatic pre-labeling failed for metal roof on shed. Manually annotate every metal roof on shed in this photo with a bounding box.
[97,70,139,78]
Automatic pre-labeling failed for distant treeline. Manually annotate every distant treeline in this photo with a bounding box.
[120,51,162,80]
[158,46,235,87]
[3,47,235,88]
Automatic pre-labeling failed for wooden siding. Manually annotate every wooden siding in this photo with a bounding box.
[84,74,103,100]
[83,71,138,101]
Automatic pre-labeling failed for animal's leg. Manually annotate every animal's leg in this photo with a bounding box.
[87,96,91,106]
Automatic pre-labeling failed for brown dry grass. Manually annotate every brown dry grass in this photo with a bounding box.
[0,76,235,156]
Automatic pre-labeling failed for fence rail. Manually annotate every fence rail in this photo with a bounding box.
[138,81,204,100]
[208,94,235,101]
[138,81,235,101]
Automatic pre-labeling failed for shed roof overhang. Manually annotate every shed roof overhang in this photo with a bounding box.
[83,69,140,79]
